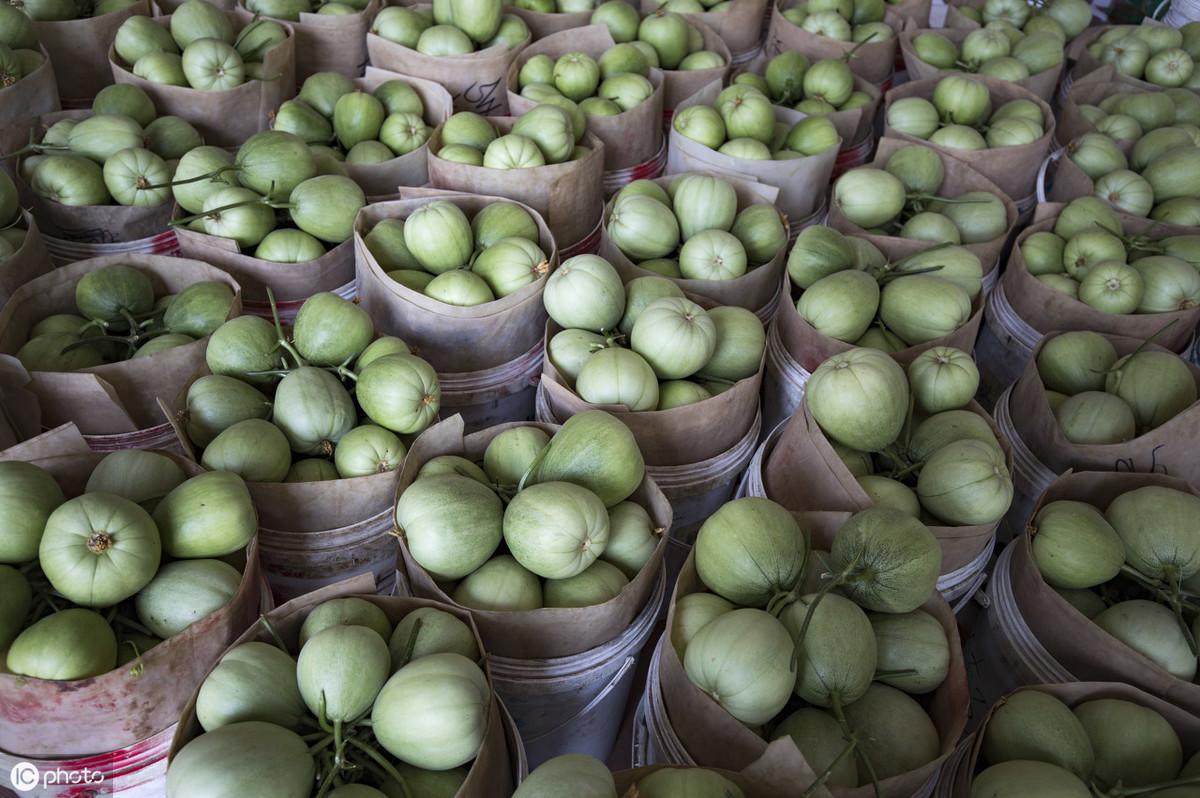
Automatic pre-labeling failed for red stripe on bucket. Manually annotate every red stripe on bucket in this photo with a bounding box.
[82,422,180,453]
[832,134,875,179]
[561,220,604,258]
[602,139,669,195]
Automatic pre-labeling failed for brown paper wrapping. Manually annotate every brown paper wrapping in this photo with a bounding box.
[155,0,236,11]
[238,0,381,81]
[0,45,60,129]
[32,0,149,107]
[736,53,881,147]
[0,430,262,757]
[659,18,733,111]
[394,415,673,659]
[886,0,931,29]
[427,117,605,252]
[0,355,44,450]
[505,25,666,173]
[666,80,838,222]
[1044,152,1096,203]
[1000,203,1200,354]
[1008,332,1200,482]
[506,5,594,40]
[0,110,176,244]
[354,188,557,371]
[1005,471,1200,714]
[367,10,530,116]
[539,310,765,466]
[0,211,54,308]
[942,0,982,30]
[339,68,455,199]
[1056,64,1147,148]
[640,0,771,58]
[167,574,520,797]
[883,76,1056,203]
[764,4,904,84]
[762,398,1005,575]
[828,137,1018,272]
[0,254,242,434]
[775,270,984,375]
[174,225,354,313]
[107,13,296,147]
[658,537,968,797]
[953,681,1200,797]
[898,27,1065,102]
[598,171,788,314]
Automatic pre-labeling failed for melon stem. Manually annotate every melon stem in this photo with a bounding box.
[800,736,858,798]
[345,738,413,798]
[111,613,156,638]
[258,614,290,653]
[392,617,424,671]
[783,555,864,670]
[831,692,882,798]
[1119,564,1200,654]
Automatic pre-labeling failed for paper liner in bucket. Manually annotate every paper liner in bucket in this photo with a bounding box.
[953,682,1200,798]
[336,68,455,199]
[0,110,177,245]
[763,398,1006,579]
[237,0,382,81]
[506,4,599,39]
[354,187,557,372]
[167,574,524,796]
[764,3,904,84]
[614,743,833,797]
[506,25,666,176]
[427,117,605,254]
[393,415,673,659]
[999,203,1200,356]
[828,137,1017,272]
[0,211,53,307]
[0,354,43,451]
[31,0,149,107]
[106,13,296,148]
[666,80,838,223]
[640,0,771,60]
[0,253,242,437]
[599,171,789,316]
[941,0,982,30]
[898,27,1065,102]
[0,423,264,758]
[367,12,529,116]
[0,45,60,130]
[734,52,881,148]
[174,225,355,323]
[883,76,1056,203]
[1002,470,1200,714]
[1067,20,1181,98]
[656,543,968,797]
[1006,331,1200,484]
[886,0,932,28]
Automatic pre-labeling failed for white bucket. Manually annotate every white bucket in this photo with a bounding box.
[931,737,974,798]
[761,321,811,437]
[439,341,544,434]
[1190,332,1200,368]
[739,422,994,611]
[80,421,187,457]
[992,386,1056,544]
[0,724,173,798]
[489,571,667,770]
[974,279,1042,409]
[638,636,940,796]
[965,541,1074,715]
[601,139,669,197]
[41,229,180,269]
[650,411,763,585]
[786,199,829,246]
[1014,190,1038,227]
[256,506,399,603]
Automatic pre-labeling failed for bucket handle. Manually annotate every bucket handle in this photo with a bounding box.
[521,656,638,745]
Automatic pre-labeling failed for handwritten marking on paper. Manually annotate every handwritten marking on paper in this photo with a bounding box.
[1114,444,1170,475]
[456,79,504,116]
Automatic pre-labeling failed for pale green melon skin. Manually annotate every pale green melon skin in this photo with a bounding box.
[870,609,950,694]
[525,410,645,507]
[634,767,746,798]
[296,625,391,722]
[694,497,807,608]
[1074,698,1183,789]
[980,690,1095,780]
[195,641,306,732]
[1031,500,1125,590]
[135,559,242,639]
[512,754,617,798]
[971,760,1092,798]
[683,608,795,726]
[503,481,610,580]
[388,607,479,667]
[1105,486,1200,582]
[771,708,858,788]
[299,597,392,647]
[670,592,734,658]
[1093,600,1198,681]
[395,474,503,581]
[830,507,941,614]
[780,592,876,707]
[166,722,315,798]
[842,684,940,782]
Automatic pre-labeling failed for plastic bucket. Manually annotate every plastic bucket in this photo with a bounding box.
[832,134,875,179]
[0,726,172,798]
[992,386,1056,544]
[80,421,186,456]
[439,341,544,433]
[561,218,604,259]
[240,280,357,324]
[489,571,667,769]
[761,321,810,436]
[256,506,399,603]
[965,541,1074,714]
[651,412,762,587]
[931,737,974,798]
[786,199,829,245]
[601,139,669,197]
[974,279,1042,409]
[41,229,180,269]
